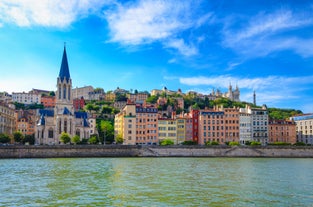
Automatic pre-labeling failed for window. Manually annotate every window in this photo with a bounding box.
[48,129,54,138]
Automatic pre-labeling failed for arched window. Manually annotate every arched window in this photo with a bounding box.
[59,120,62,134]
[64,119,67,133]
[48,128,54,138]
[76,129,80,137]
[68,86,71,100]
[63,84,66,99]
[59,85,61,99]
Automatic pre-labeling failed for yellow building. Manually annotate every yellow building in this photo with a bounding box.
[158,118,177,144]
[176,118,186,144]
[114,103,136,145]
[0,102,15,135]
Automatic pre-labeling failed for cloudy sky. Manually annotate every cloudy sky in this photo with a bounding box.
[0,0,313,112]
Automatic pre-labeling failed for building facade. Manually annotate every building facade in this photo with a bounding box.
[0,102,15,135]
[41,96,56,108]
[136,105,158,145]
[114,103,137,145]
[12,91,41,105]
[15,109,36,136]
[158,118,177,144]
[269,120,296,144]
[291,114,313,144]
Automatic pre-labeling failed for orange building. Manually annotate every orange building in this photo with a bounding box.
[136,105,158,145]
[224,108,240,143]
[199,110,225,144]
[269,120,296,144]
[41,96,56,108]
[15,110,36,135]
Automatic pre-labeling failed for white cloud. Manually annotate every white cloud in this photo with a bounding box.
[166,39,198,57]
[105,0,210,56]
[223,8,313,58]
[0,0,108,28]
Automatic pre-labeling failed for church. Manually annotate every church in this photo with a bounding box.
[35,46,96,145]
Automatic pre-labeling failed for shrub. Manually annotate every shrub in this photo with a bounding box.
[24,134,35,145]
[181,140,197,145]
[269,142,291,146]
[205,141,219,146]
[60,132,71,144]
[0,133,11,143]
[250,141,261,146]
[229,141,240,146]
[160,139,174,146]
[293,142,306,146]
[89,135,99,144]
[13,131,24,143]
[71,135,81,145]
[245,141,251,145]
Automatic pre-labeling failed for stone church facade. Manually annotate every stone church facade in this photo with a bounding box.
[35,46,95,145]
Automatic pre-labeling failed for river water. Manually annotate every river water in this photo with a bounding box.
[1,158,313,206]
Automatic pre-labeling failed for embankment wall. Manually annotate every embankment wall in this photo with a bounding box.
[1,145,313,158]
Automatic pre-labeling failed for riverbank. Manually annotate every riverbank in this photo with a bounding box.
[1,145,313,158]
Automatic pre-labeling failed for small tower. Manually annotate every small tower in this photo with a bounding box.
[253,90,256,106]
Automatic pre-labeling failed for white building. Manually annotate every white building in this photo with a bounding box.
[291,114,313,144]
[239,105,268,145]
[12,91,41,105]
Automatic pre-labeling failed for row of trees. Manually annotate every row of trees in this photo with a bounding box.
[0,132,35,145]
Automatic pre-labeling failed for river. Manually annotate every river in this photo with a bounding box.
[1,158,313,206]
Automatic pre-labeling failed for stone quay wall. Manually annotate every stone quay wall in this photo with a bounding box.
[1,145,313,158]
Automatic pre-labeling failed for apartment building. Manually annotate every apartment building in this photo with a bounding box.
[41,96,56,108]
[158,118,177,144]
[224,108,240,143]
[198,110,225,144]
[291,114,313,144]
[176,117,186,144]
[12,91,41,105]
[15,110,36,136]
[0,102,15,135]
[72,86,94,100]
[114,103,137,145]
[136,105,158,145]
[269,120,296,144]
[239,105,268,145]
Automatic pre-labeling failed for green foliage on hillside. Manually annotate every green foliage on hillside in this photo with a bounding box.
[268,108,302,120]
[14,102,44,110]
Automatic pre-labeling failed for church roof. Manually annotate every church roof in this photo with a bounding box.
[37,115,45,126]
[39,109,54,117]
[59,46,71,82]
[63,107,72,115]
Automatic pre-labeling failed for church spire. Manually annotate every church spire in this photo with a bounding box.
[59,44,70,82]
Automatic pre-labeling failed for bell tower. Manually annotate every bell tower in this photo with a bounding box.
[56,45,73,109]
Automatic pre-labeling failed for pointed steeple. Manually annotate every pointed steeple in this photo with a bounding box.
[59,45,70,82]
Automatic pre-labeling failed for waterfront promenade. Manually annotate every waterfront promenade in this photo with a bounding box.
[1,145,313,158]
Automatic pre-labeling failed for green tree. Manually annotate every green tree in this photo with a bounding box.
[71,135,81,145]
[24,134,35,145]
[160,139,174,146]
[115,134,124,144]
[60,132,71,144]
[49,91,55,96]
[98,120,114,144]
[89,134,99,144]
[0,133,11,143]
[146,95,159,104]
[85,103,95,113]
[13,131,24,143]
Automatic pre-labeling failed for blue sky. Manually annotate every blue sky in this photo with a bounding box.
[0,0,313,113]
